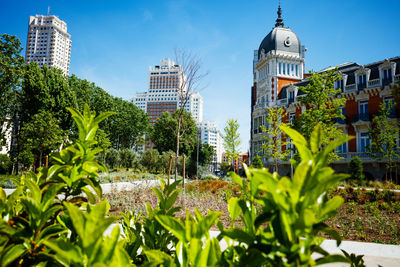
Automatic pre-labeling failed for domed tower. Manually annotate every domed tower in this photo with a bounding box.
[250,5,306,161]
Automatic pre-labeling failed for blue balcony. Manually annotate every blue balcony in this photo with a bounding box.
[382,78,392,86]
[358,83,366,90]
[351,113,370,123]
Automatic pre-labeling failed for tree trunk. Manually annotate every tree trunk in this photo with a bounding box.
[175,115,182,181]
[39,151,43,168]
[168,154,173,186]
[182,154,186,188]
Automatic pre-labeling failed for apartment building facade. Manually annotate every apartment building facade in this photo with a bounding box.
[25,15,71,75]
[133,59,203,151]
[250,5,400,179]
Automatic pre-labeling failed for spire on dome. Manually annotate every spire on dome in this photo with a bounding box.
[275,4,284,27]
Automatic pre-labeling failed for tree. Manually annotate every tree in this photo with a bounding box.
[105,148,120,169]
[95,129,111,164]
[141,149,160,173]
[119,149,139,169]
[261,107,290,173]
[368,100,400,183]
[251,155,263,169]
[223,119,241,172]
[151,110,197,156]
[348,156,364,185]
[296,70,346,158]
[110,97,149,149]
[187,143,215,177]
[172,49,207,179]
[18,110,64,167]
[19,63,77,131]
[0,34,24,146]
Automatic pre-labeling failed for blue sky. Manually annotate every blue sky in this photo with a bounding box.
[1,0,400,152]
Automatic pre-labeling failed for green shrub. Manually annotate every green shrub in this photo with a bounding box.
[0,154,11,174]
[105,148,120,168]
[250,155,263,168]
[0,108,362,267]
[349,156,364,185]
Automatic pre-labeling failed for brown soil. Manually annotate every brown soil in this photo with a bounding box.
[104,183,400,244]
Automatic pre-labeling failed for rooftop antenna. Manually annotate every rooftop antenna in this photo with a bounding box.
[47,6,50,15]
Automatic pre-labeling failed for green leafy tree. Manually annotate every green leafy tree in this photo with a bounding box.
[141,149,160,173]
[151,110,197,156]
[297,69,346,161]
[348,156,364,185]
[19,63,77,131]
[110,97,149,149]
[368,100,400,183]
[187,143,216,177]
[0,154,11,174]
[18,110,64,167]
[119,148,139,169]
[0,34,24,147]
[223,119,241,172]
[251,155,263,169]
[105,148,120,168]
[95,128,111,164]
[261,107,290,172]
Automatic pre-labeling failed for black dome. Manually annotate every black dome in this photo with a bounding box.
[258,26,302,60]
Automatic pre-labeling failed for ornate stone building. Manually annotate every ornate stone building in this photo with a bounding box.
[250,6,400,179]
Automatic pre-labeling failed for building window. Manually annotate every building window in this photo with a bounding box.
[359,132,370,153]
[279,63,281,74]
[289,91,295,103]
[289,113,295,124]
[358,74,366,90]
[295,65,298,76]
[283,63,286,75]
[336,79,344,91]
[359,101,368,117]
[382,68,392,85]
[336,142,348,154]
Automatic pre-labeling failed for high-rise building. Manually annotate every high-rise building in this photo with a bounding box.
[25,15,71,75]
[133,58,203,124]
[197,121,223,164]
[133,58,203,151]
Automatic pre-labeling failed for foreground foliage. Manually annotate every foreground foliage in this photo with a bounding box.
[0,105,360,266]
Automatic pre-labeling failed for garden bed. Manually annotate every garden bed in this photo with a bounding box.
[104,179,400,245]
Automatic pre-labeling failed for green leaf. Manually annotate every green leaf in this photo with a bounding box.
[44,239,82,265]
[228,197,241,222]
[1,244,26,267]
[310,123,323,153]
[155,215,186,241]
[280,124,312,161]
[315,254,349,265]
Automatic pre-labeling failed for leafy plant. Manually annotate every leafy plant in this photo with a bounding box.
[219,124,354,266]
[0,104,114,266]
[120,179,182,264]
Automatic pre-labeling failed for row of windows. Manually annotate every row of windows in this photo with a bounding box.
[278,63,299,76]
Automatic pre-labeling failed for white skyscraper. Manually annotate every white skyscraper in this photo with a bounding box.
[25,15,72,75]
[133,58,203,124]
[197,121,223,164]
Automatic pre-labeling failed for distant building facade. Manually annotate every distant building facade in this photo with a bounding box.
[250,6,400,180]
[0,119,12,155]
[133,59,203,151]
[25,15,71,75]
[197,121,223,164]
[250,5,305,163]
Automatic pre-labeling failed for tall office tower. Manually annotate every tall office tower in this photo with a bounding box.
[197,121,223,164]
[133,58,203,124]
[133,58,203,151]
[25,15,72,75]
